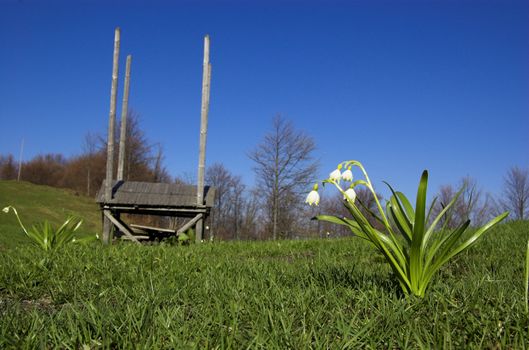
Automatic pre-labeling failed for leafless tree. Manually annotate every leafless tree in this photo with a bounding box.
[206,163,235,238]
[205,163,247,240]
[83,132,98,196]
[249,115,319,239]
[240,188,261,240]
[500,166,529,220]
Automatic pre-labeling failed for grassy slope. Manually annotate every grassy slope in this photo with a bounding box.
[0,181,101,249]
[0,221,528,348]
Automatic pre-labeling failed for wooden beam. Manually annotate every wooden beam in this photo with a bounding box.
[130,223,176,234]
[117,54,132,181]
[177,214,203,234]
[196,35,211,243]
[103,210,140,244]
[122,235,149,241]
[103,27,121,244]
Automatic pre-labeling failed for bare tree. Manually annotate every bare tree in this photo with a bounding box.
[205,163,246,240]
[500,166,529,220]
[249,115,319,240]
[83,132,98,196]
[206,163,235,238]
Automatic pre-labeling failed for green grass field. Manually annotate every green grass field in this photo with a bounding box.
[0,181,528,348]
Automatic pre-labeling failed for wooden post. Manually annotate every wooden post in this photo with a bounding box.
[117,54,132,181]
[196,35,211,243]
[103,27,121,244]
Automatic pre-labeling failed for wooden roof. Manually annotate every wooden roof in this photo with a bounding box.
[96,180,215,207]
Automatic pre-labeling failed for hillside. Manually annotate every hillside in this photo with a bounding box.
[0,181,101,249]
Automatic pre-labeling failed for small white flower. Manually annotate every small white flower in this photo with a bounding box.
[341,168,353,182]
[2,207,9,214]
[305,190,320,206]
[329,168,342,182]
[344,187,357,203]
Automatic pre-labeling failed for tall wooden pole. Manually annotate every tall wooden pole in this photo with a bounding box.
[196,35,211,243]
[103,27,120,244]
[117,54,132,181]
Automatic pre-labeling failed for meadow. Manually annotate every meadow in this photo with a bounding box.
[1,181,528,348]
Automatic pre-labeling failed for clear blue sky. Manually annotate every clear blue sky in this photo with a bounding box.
[0,0,527,199]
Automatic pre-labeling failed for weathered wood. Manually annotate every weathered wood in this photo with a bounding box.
[130,223,176,234]
[103,27,121,244]
[103,210,140,244]
[196,35,211,243]
[177,214,203,234]
[122,235,150,241]
[97,181,215,207]
[103,206,208,215]
[117,54,132,181]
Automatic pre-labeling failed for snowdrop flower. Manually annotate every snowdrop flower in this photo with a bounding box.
[344,187,357,203]
[329,164,343,182]
[305,184,320,206]
[341,167,353,182]
[2,207,9,214]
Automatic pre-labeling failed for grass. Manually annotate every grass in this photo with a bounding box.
[0,180,528,347]
[0,221,528,348]
[0,181,101,250]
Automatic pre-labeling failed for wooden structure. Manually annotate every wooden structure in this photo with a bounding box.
[97,28,214,244]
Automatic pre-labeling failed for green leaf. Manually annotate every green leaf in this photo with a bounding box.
[423,188,463,250]
[422,212,508,292]
[423,219,471,280]
[409,170,428,292]
[388,198,412,243]
[314,215,369,241]
[343,201,410,289]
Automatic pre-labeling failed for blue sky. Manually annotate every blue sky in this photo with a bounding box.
[0,0,527,199]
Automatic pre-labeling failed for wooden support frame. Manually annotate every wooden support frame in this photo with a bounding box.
[177,214,203,234]
[99,32,214,244]
[103,210,140,244]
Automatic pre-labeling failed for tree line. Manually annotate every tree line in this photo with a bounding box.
[1,113,528,240]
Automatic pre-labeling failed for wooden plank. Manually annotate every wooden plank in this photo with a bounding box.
[130,223,176,234]
[103,210,140,244]
[177,214,203,234]
[123,235,149,241]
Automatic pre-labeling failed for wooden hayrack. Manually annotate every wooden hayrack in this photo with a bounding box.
[97,28,213,244]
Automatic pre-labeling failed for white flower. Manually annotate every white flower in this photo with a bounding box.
[2,207,9,214]
[329,168,342,182]
[305,190,320,206]
[344,187,357,203]
[341,168,353,182]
